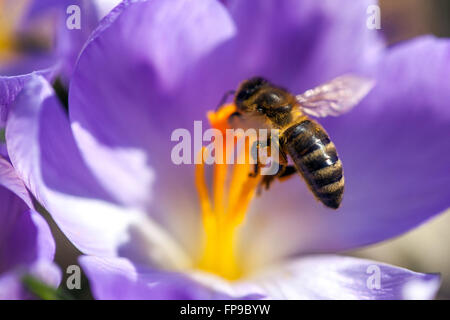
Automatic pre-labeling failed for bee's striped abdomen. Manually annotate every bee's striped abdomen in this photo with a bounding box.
[283,119,344,209]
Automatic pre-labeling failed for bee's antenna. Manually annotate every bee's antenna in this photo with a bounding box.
[216,90,236,111]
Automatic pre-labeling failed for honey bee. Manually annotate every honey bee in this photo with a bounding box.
[229,75,374,209]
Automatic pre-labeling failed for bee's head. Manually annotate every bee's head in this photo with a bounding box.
[234,77,268,112]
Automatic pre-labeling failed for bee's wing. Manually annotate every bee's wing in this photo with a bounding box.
[295,74,375,118]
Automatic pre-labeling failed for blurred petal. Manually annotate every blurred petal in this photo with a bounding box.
[5,75,141,256]
[0,157,59,299]
[0,0,59,76]
[0,260,61,300]
[240,36,450,267]
[6,75,190,268]
[91,0,122,18]
[54,0,103,83]
[81,255,440,300]
[4,1,103,81]
[0,155,33,208]
[238,255,440,300]
[29,210,56,261]
[0,68,55,125]
[26,0,74,17]
[0,56,57,79]
[0,208,55,273]
[0,143,6,158]
[0,157,55,272]
[80,255,254,300]
[26,0,113,20]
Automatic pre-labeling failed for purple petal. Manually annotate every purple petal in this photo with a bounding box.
[0,56,57,79]
[80,255,257,300]
[69,0,235,210]
[4,1,103,81]
[240,36,450,265]
[6,75,189,266]
[0,208,55,273]
[81,254,439,300]
[0,143,6,158]
[53,0,106,83]
[91,0,122,18]
[0,155,33,208]
[0,0,60,76]
[0,157,55,272]
[238,255,440,300]
[180,0,384,119]
[25,0,116,20]
[29,210,56,262]
[26,0,76,17]
[0,260,61,300]
[0,157,59,299]
[0,69,55,125]
[5,74,140,257]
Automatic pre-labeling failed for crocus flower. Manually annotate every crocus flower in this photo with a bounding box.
[3,0,450,299]
[0,0,119,83]
[0,156,60,299]
[0,0,119,153]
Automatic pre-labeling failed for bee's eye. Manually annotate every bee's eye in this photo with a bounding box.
[256,106,264,113]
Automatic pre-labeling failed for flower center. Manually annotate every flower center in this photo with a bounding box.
[195,104,261,280]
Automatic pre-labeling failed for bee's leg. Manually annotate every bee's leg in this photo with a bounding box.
[260,164,294,191]
[249,161,260,178]
[277,165,298,181]
[249,138,269,178]
[216,90,236,110]
[257,149,289,194]
[260,173,277,192]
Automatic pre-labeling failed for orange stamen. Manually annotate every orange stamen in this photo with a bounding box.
[195,103,262,280]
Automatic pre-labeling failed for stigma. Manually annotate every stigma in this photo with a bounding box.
[195,103,261,280]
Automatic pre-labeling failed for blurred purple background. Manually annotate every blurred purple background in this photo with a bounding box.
[350,0,450,300]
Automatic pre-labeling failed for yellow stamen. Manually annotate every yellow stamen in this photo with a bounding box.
[195,103,261,280]
[195,148,213,220]
[229,173,261,226]
[195,148,217,272]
